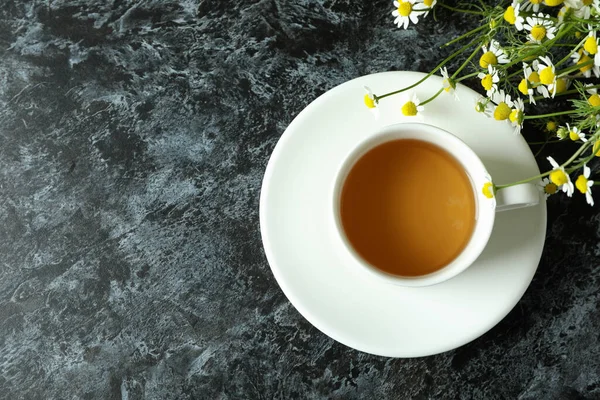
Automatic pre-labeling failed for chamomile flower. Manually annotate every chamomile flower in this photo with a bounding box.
[504,1,525,31]
[399,91,424,117]
[546,120,558,133]
[363,86,377,109]
[418,0,437,17]
[539,177,559,198]
[392,0,423,29]
[523,0,543,12]
[519,62,538,104]
[509,97,525,135]
[586,84,598,94]
[556,126,569,139]
[491,90,514,121]
[557,5,570,24]
[479,40,510,68]
[575,164,594,205]
[478,65,500,97]
[524,13,557,43]
[594,140,600,157]
[482,181,495,199]
[440,67,458,100]
[548,156,574,197]
[535,56,557,98]
[584,30,599,59]
[574,0,600,19]
[555,77,570,94]
[570,49,600,78]
[584,29,600,75]
[566,123,587,142]
[545,0,565,6]
[475,96,492,117]
[586,84,600,106]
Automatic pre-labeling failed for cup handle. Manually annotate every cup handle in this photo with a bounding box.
[495,183,540,212]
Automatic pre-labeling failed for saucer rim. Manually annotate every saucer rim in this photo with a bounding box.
[259,71,547,357]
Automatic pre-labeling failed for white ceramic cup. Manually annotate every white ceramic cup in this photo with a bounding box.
[331,122,540,287]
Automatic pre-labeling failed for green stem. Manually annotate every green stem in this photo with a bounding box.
[421,88,444,106]
[376,38,481,101]
[555,36,587,67]
[495,172,551,189]
[526,84,600,103]
[442,24,488,48]
[452,44,481,79]
[527,139,563,145]
[534,138,550,158]
[456,71,480,82]
[495,136,595,189]
[502,24,574,70]
[557,58,594,76]
[523,109,578,120]
[566,154,594,173]
[438,3,484,15]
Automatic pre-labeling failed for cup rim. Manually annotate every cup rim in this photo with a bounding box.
[331,122,495,287]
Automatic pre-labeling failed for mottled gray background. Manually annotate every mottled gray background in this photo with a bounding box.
[0,0,599,399]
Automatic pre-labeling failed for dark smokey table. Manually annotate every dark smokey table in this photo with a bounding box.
[0,1,599,399]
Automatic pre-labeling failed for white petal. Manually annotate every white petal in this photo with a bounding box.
[547,156,559,168]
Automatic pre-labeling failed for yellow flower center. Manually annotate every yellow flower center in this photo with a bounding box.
[555,78,568,94]
[589,94,600,107]
[531,0,542,3]
[494,102,511,121]
[481,74,494,91]
[578,54,593,73]
[398,1,412,16]
[584,36,598,55]
[401,101,418,116]
[531,25,547,42]
[364,94,375,108]
[546,121,557,131]
[528,71,541,83]
[576,175,589,194]
[443,79,452,92]
[544,0,563,6]
[569,129,580,141]
[518,79,529,95]
[539,66,555,85]
[550,169,568,186]
[504,6,516,24]
[423,0,434,6]
[482,182,495,199]
[509,109,522,124]
[593,141,600,156]
[480,51,498,68]
[544,182,558,195]
[575,31,582,39]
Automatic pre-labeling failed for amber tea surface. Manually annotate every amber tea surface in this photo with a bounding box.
[340,139,476,276]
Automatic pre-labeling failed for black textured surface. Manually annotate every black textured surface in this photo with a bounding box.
[0,1,599,399]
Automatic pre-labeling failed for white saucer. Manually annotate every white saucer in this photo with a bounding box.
[260,72,547,358]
